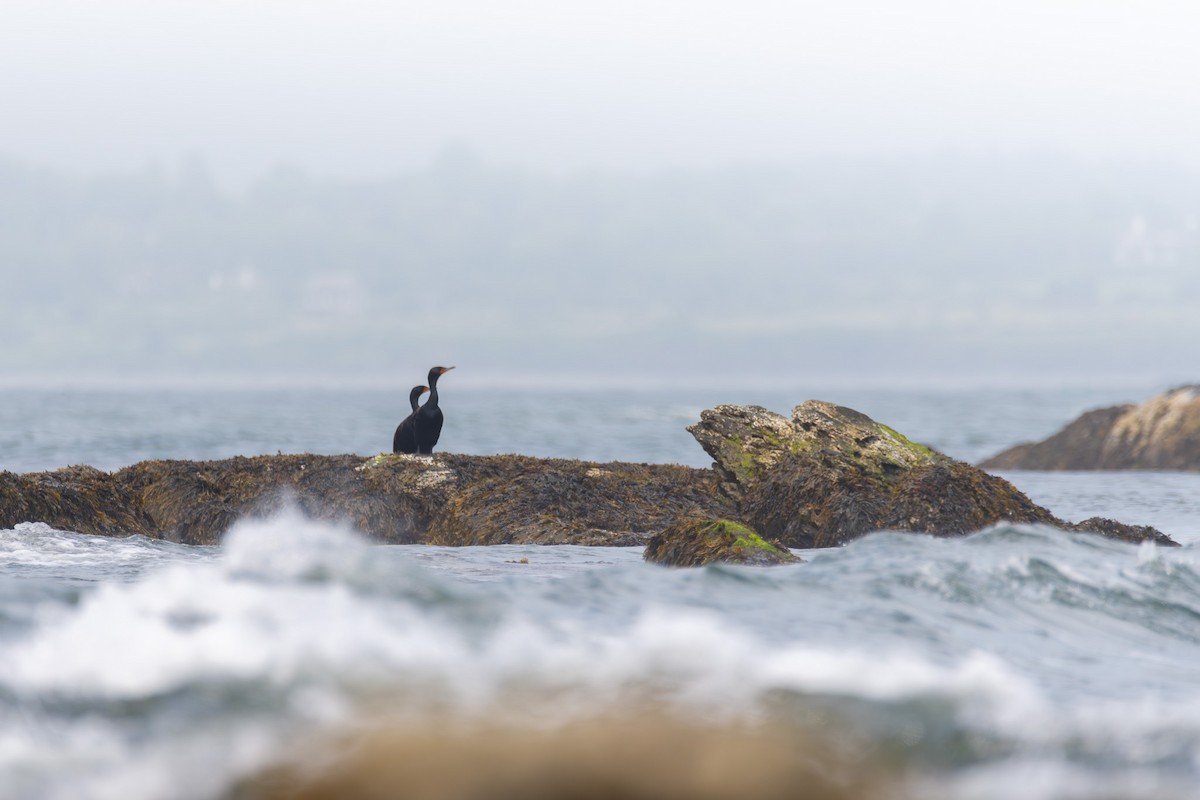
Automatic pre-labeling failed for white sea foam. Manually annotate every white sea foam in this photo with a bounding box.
[3,516,1033,708]
[5,513,1200,799]
[5,521,467,699]
[0,523,178,566]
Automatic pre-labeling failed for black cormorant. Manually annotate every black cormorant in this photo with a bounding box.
[392,385,429,454]
[414,366,454,454]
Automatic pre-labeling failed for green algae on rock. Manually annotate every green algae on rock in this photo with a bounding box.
[688,400,1176,548]
[643,517,802,567]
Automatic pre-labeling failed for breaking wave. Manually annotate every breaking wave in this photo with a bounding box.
[2,514,1200,799]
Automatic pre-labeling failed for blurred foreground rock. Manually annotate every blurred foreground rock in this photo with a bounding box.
[0,400,1177,556]
[231,716,892,800]
[981,386,1200,471]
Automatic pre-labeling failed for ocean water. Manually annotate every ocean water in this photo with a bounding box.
[3,384,1200,799]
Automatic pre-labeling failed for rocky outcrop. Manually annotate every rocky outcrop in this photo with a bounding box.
[643,518,801,567]
[1,400,1177,553]
[981,386,1200,471]
[3,453,732,546]
[687,401,1176,548]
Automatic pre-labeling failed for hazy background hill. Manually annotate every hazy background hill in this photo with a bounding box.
[3,151,1198,385]
[4,2,1200,388]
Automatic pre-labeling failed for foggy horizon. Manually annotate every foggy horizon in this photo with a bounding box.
[5,2,1200,391]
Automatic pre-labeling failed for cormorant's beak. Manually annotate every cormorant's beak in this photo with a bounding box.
[440,366,456,375]
[422,386,430,394]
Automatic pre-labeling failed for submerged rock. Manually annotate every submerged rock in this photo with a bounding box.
[981,386,1200,471]
[688,401,1176,548]
[643,518,801,567]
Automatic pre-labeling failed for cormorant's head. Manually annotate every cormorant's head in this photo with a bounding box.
[428,365,455,384]
[408,385,429,411]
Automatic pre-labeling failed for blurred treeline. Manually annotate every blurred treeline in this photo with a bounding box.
[2,150,1198,380]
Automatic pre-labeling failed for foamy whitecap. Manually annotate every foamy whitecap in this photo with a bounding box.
[220,508,370,580]
[0,523,187,567]
[1,516,1031,720]
[5,513,1200,799]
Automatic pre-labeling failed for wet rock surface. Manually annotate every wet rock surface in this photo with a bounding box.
[3,453,732,547]
[981,386,1200,471]
[1,400,1177,553]
[0,465,153,538]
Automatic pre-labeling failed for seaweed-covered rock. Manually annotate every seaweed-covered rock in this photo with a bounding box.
[981,386,1200,471]
[1,399,1177,550]
[689,401,1175,548]
[0,466,154,537]
[3,453,734,546]
[114,454,428,545]
[1065,517,1174,546]
[644,518,801,567]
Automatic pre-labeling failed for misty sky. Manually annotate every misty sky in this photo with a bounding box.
[5,1,1200,182]
[4,1,1200,388]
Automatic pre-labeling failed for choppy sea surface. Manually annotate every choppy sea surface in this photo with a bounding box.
[3,384,1200,799]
